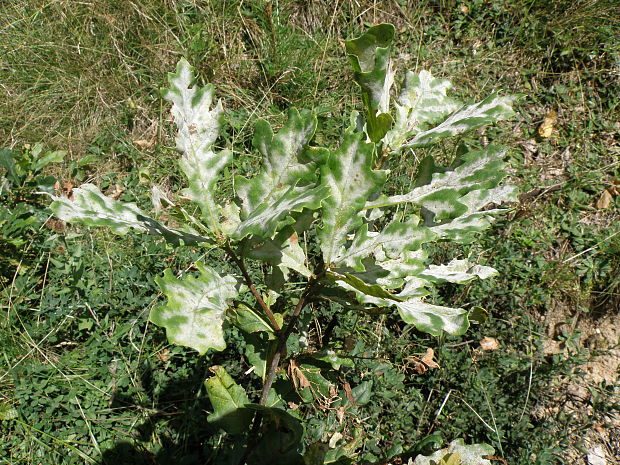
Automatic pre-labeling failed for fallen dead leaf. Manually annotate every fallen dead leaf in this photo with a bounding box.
[480,336,500,351]
[288,359,311,390]
[133,139,155,149]
[405,348,440,374]
[596,190,613,210]
[156,348,170,363]
[421,348,440,368]
[538,109,557,138]
[109,184,126,200]
[342,381,355,406]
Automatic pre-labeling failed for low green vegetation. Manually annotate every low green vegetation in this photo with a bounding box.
[1,1,618,464]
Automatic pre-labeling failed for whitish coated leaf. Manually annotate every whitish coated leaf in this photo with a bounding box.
[403,93,515,148]
[385,70,460,151]
[420,259,498,283]
[48,184,205,245]
[430,184,518,243]
[366,146,511,223]
[236,108,320,217]
[345,24,395,141]
[334,217,435,271]
[318,130,387,265]
[151,263,237,354]
[234,184,328,239]
[164,58,230,232]
[205,366,253,435]
[395,299,469,336]
[412,439,494,465]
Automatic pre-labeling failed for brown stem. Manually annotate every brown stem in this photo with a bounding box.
[223,244,281,332]
[375,145,390,170]
[259,266,324,405]
[236,266,324,465]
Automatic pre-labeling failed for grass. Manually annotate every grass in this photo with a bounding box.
[1,0,619,464]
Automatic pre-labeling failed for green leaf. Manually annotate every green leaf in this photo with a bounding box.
[48,184,206,245]
[245,230,312,278]
[309,350,355,370]
[243,332,276,380]
[318,130,387,265]
[346,23,395,141]
[236,108,321,218]
[246,405,304,459]
[0,148,18,184]
[151,263,237,354]
[205,366,253,435]
[395,299,469,336]
[32,149,65,173]
[385,70,460,151]
[335,272,401,301]
[420,259,498,283]
[412,439,495,465]
[231,303,275,334]
[164,58,230,232]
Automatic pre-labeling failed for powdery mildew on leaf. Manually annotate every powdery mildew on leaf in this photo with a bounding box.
[164,58,230,232]
[334,218,435,271]
[234,184,328,240]
[318,130,387,265]
[49,184,204,245]
[395,299,469,336]
[385,70,460,150]
[411,439,495,465]
[406,94,514,147]
[152,263,237,354]
[420,259,498,283]
[236,108,319,217]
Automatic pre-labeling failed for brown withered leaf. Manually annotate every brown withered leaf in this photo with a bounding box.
[342,381,355,406]
[109,184,126,200]
[420,348,440,369]
[480,336,500,351]
[156,348,170,363]
[288,359,311,390]
[596,190,613,210]
[133,139,155,149]
[538,109,557,138]
[405,348,440,374]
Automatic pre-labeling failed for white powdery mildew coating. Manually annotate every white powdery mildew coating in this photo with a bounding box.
[153,264,238,354]
[412,439,494,465]
[235,186,325,237]
[406,94,514,147]
[378,148,505,207]
[165,59,228,228]
[335,220,432,269]
[385,70,460,150]
[421,259,498,283]
[237,111,316,216]
[51,184,147,233]
[320,134,385,264]
[395,299,468,335]
[161,280,226,350]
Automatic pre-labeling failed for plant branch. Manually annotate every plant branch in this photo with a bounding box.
[223,243,281,332]
[258,265,324,405]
